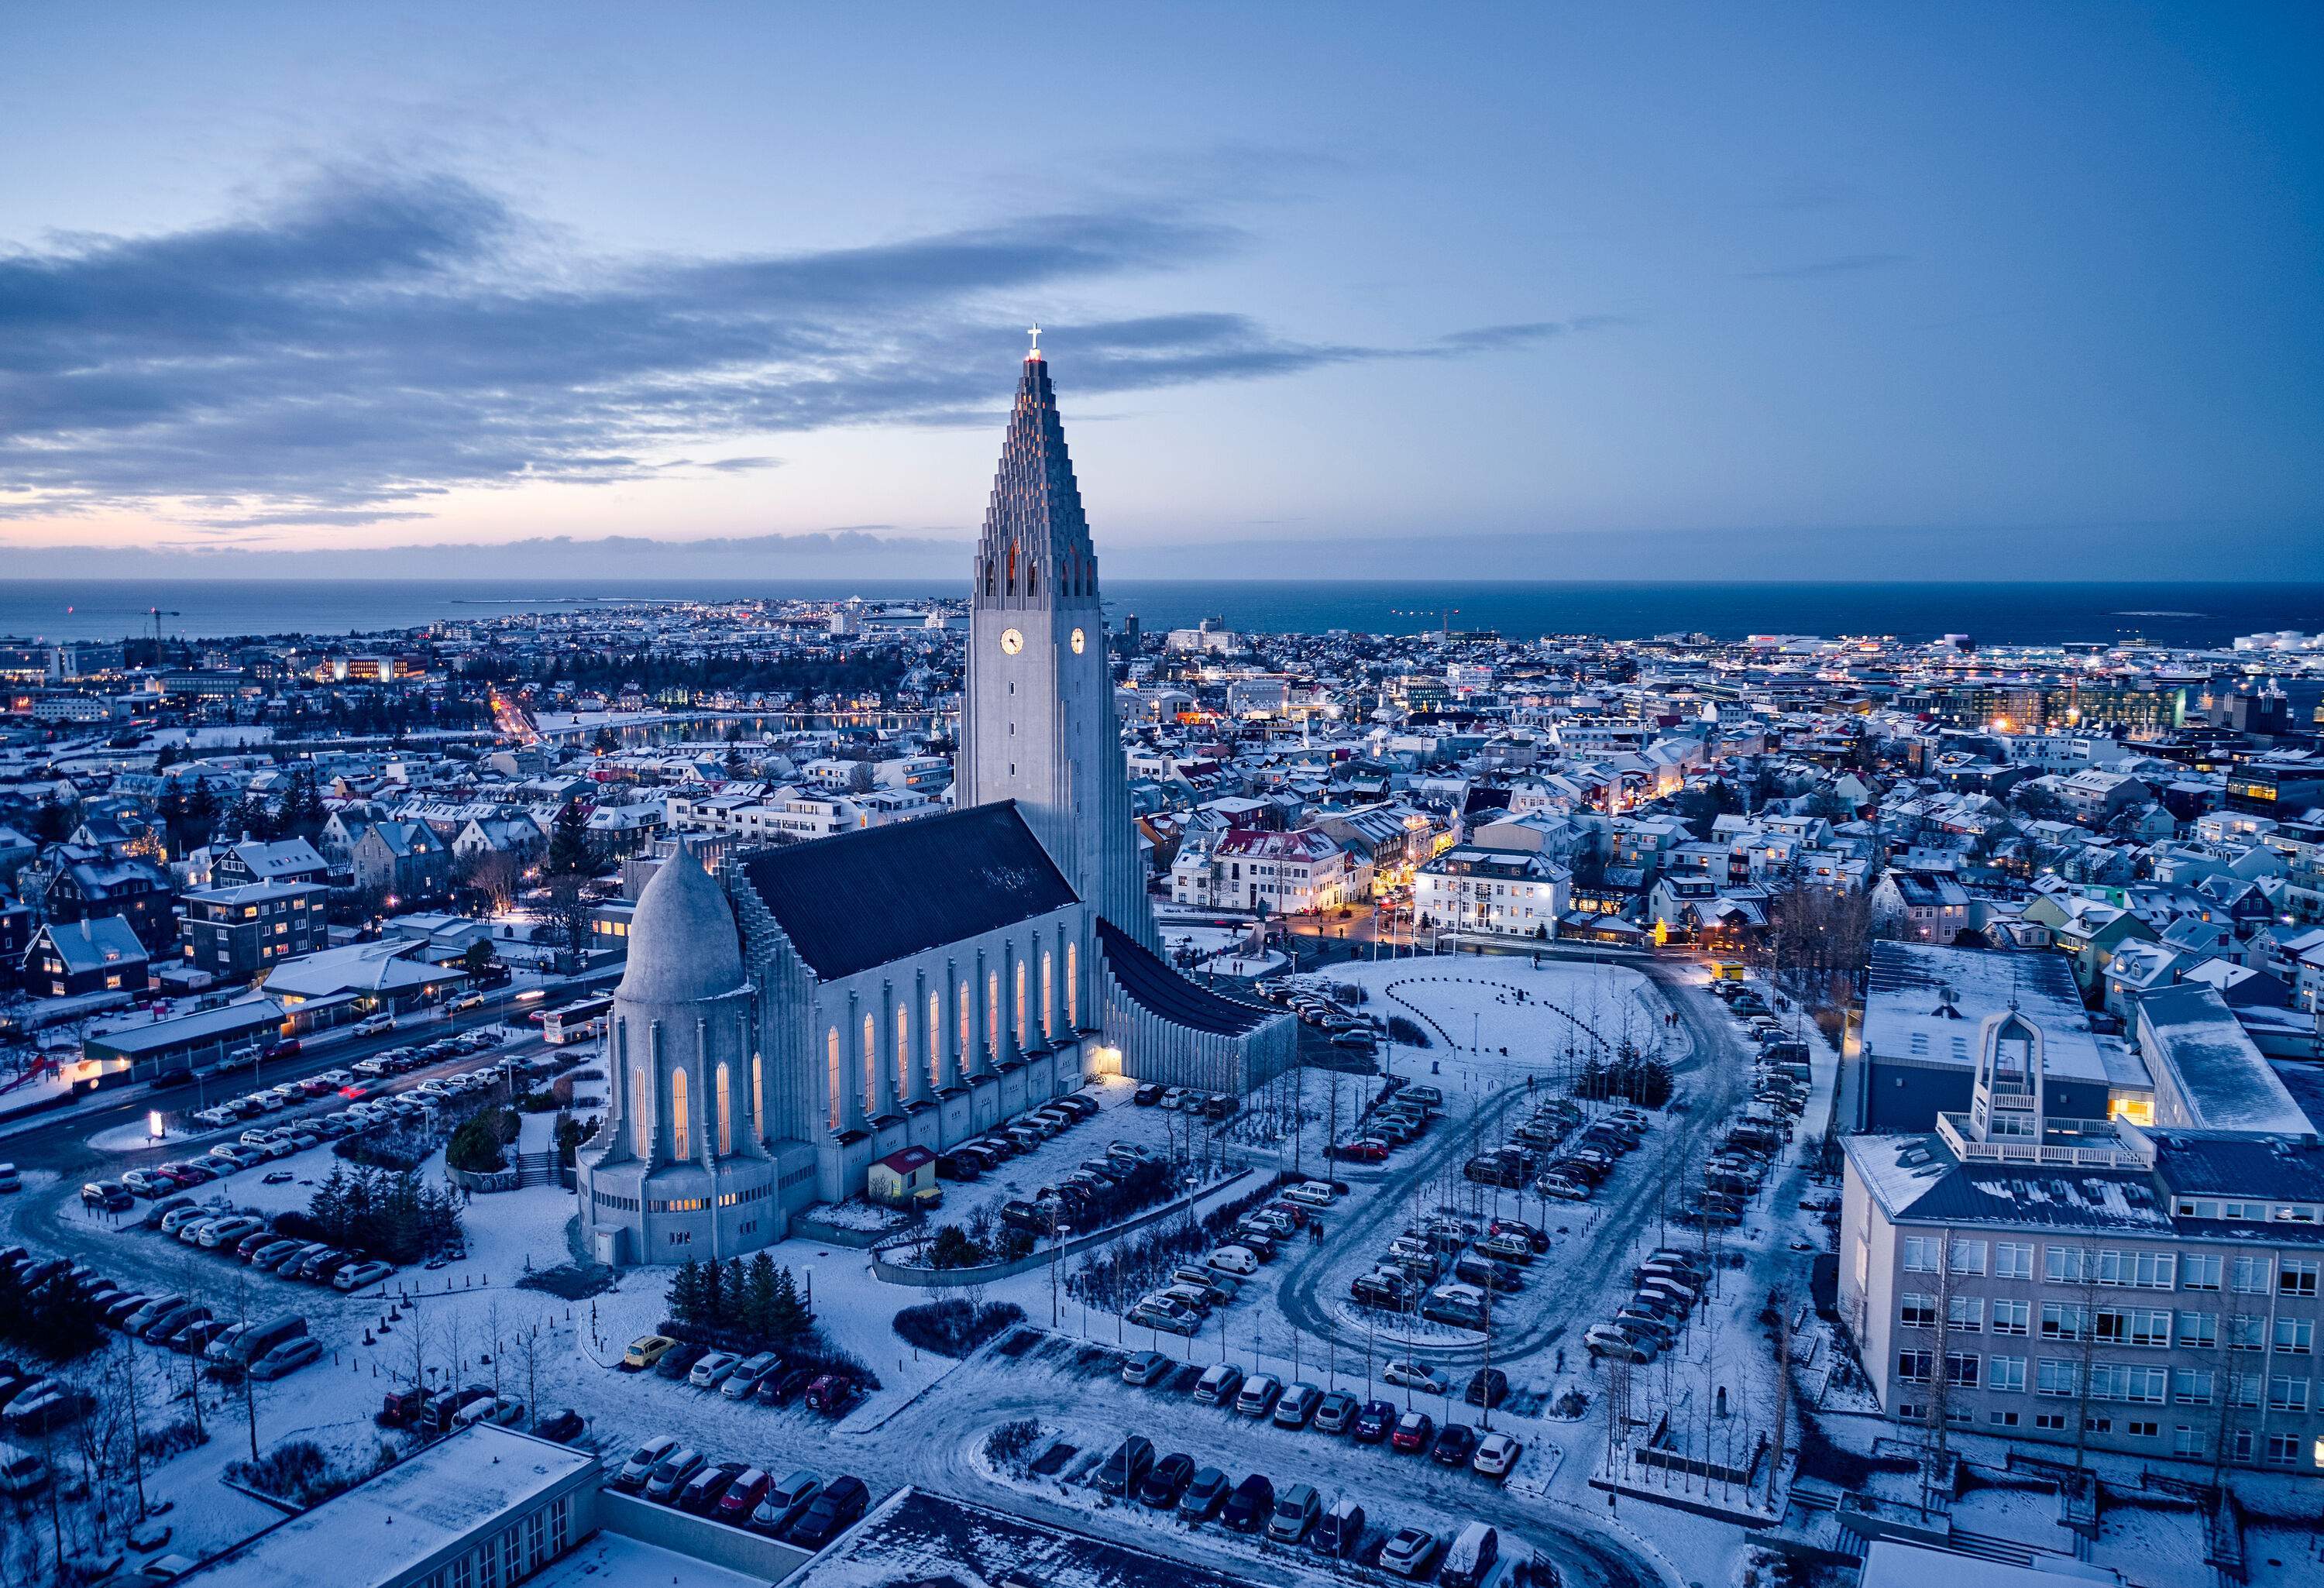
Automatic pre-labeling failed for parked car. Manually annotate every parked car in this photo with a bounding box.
[1473,1432,1523,1480]
[1352,1399,1395,1443]
[1092,1435,1155,1496]
[1177,1466,1230,1523]
[1121,1350,1173,1387]
[786,1474,868,1547]
[1380,1526,1441,1579]
[1464,1368,1509,1408]
[613,1435,677,1492]
[1440,1522,1501,1588]
[643,1448,706,1504]
[1267,1482,1321,1545]
[1381,1360,1450,1396]
[715,1467,773,1525]
[1233,1373,1281,1418]
[1136,1451,1195,1509]
[1431,1422,1479,1468]
[1312,1390,1360,1435]
[677,1461,748,1516]
[748,1471,820,1537]
[654,1342,706,1380]
[1390,1411,1436,1453]
[721,1352,781,1399]
[1221,1473,1275,1534]
[1271,1382,1322,1428]
[1193,1363,1243,1406]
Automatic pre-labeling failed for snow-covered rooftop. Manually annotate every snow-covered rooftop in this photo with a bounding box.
[2137,985,2311,1134]
[1862,941,2111,1084]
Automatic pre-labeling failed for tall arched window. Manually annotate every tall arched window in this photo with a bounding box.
[1015,959,1027,1043]
[958,981,972,1063]
[929,989,942,1081]
[671,1067,691,1161]
[988,971,1000,1054]
[751,1054,763,1141]
[895,1003,909,1092]
[1040,950,1054,1038]
[1067,941,1078,1029]
[827,1026,841,1129]
[631,1067,650,1158]
[862,1012,878,1114]
[716,1062,732,1157]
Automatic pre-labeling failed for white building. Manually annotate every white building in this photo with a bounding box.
[1415,844,1569,939]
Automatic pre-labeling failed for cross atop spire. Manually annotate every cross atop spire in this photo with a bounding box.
[1026,321,1043,359]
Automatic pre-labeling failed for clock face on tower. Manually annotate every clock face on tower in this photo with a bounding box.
[1070,627,1086,654]
[999,628,1023,655]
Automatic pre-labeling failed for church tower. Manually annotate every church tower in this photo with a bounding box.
[957,334,1157,950]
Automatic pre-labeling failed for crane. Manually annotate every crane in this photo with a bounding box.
[150,607,181,665]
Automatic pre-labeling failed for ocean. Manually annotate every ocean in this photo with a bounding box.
[3,578,2321,648]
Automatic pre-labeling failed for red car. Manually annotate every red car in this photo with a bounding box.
[160,1163,214,1187]
[1336,1139,1389,1163]
[1390,1411,1435,1453]
[265,1039,303,1059]
[715,1467,772,1524]
[339,1084,373,1100]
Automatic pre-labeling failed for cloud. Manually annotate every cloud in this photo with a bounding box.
[702,455,782,474]
[1739,253,1910,280]
[0,170,1607,528]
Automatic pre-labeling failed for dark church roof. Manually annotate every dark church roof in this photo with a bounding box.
[1095,917,1278,1037]
[736,803,1078,981]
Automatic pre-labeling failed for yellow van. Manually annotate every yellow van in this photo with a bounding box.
[623,1334,677,1370]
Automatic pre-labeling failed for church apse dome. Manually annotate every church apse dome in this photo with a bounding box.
[576,844,779,1266]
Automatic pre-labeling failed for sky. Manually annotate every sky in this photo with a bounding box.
[1,2,2319,579]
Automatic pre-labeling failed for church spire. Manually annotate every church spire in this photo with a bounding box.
[974,342,1097,612]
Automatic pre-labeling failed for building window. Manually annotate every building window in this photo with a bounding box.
[2276,1316,2314,1354]
[863,1012,878,1114]
[1040,950,1054,1039]
[751,1054,763,1139]
[1899,1293,1937,1329]
[1896,1349,1933,1383]
[1992,1299,2030,1336]
[988,971,999,1054]
[1066,940,1078,1028]
[2040,1302,2089,1342]
[2173,1368,2214,1404]
[670,1067,689,1160]
[2037,1359,2078,1397]
[896,1002,909,1088]
[716,1062,731,1158]
[827,1027,841,1128]
[1948,1295,1984,1332]
[2268,1376,2309,1413]
[1014,959,1026,1044]
[2044,1246,2095,1284]
[1949,1239,1987,1275]
[1903,1236,1941,1273]
[2229,1255,2271,1294]
[1989,1356,2027,1394]
[2180,1253,2223,1291]
[631,1068,649,1159]
[2283,1259,2321,1298]
[1996,1243,2034,1280]
[2266,1433,2299,1466]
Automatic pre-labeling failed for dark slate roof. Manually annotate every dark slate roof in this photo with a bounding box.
[2145,1129,2324,1202]
[736,803,1077,982]
[1095,917,1277,1037]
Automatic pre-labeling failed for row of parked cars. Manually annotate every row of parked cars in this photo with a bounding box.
[1087,1415,1510,1586]
[1255,978,1382,1052]
[1130,1083,1242,1116]
[611,1433,871,1549]
[1331,1083,1444,1164]
[375,1381,582,1440]
[1532,1102,1652,1204]
[141,1198,401,1294]
[618,1335,867,1417]
[1349,1212,1552,1317]
[1583,1247,1715,1364]
[933,1088,1105,1184]
[995,1136,1175,1237]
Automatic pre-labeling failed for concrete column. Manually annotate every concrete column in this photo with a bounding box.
[973,947,994,1076]
[843,991,866,1131]
[909,969,930,1102]
[944,957,961,1087]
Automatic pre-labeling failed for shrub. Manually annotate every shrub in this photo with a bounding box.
[1386,1015,1431,1048]
[225,1438,385,1510]
[986,1417,1042,1472]
[893,1300,1026,1358]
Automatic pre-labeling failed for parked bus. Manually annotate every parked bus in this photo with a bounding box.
[542,995,614,1045]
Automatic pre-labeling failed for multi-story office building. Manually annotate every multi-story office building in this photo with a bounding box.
[1843,1002,2324,1474]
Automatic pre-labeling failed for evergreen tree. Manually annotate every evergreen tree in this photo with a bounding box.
[667,1257,705,1325]
[743,1253,779,1342]
[546,799,594,877]
[765,1264,812,1343]
[719,1257,747,1326]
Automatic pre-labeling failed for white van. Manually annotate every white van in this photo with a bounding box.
[1206,1244,1259,1277]
[1439,1522,1500,1588]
